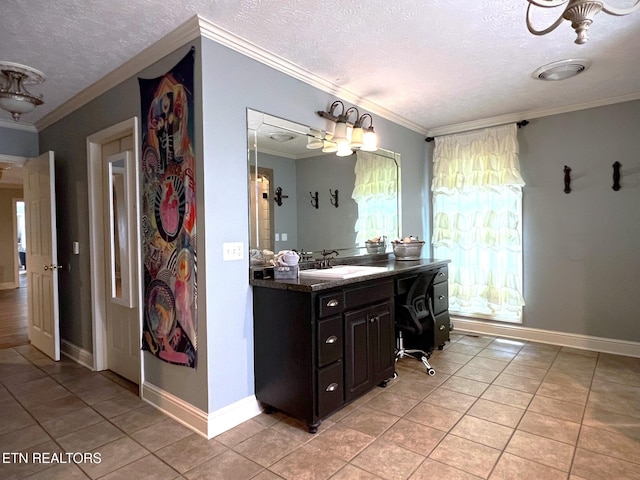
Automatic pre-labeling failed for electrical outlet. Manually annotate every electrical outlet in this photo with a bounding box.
[223,242,244,261]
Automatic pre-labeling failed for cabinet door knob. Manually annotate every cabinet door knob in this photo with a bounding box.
[325,335,338,344]
[439,272,445,276]
[439,295,445,300]
[439,324,446,330]
[327,299,339,307]
[326,382,339,392]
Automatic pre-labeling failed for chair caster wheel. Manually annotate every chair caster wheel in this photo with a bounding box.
[428,368,436,376]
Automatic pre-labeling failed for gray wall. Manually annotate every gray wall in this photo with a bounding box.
[426,100,640,342]
[200,36,427,411]
[0,126,39,157]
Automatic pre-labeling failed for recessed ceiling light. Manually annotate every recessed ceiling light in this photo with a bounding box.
[532,59,592,81]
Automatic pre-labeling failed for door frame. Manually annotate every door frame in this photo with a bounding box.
[87,117,143,379]
[0,154,27,290]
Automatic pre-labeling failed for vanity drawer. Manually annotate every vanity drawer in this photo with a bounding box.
[433,281,448,315]
[317,362,344,418]
[344,280,394,310]
[434,266,448,285]
[434,311,451,348]
[318,292,344,318]
[317,316,343,368]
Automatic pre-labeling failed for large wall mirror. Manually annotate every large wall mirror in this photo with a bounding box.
[247,109,401,257]
[106,151,135,307]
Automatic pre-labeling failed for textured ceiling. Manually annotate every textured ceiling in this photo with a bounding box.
[2,0,640,135]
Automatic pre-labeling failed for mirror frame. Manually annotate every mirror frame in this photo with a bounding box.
[106,151,136,308]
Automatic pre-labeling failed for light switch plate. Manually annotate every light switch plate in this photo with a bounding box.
[223,242,244,261]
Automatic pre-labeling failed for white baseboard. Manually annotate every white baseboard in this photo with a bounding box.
[0,282,17,290]
[142,381,262,439]
[452,316,640,358]
[60,339,94,369]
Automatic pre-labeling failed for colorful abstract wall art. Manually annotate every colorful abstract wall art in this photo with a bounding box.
[139,48,197,368]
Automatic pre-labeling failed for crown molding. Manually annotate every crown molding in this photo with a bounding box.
[0,118,38,132]
[35,17,203,131]
[426,91,640,138]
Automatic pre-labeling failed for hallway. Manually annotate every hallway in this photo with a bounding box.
[0,273,28,349]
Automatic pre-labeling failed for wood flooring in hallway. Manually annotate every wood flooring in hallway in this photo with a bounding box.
[0,273,28,349]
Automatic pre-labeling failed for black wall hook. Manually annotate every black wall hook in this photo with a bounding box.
[612,161,622,191]
[274,186,289,206]
[563,165,571,194]
[330,189,339,208]
[310,191,319,209]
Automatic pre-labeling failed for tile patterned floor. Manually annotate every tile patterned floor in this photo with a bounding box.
[1,333,640,479]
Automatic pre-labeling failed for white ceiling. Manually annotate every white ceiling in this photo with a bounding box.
[2,0,640,137]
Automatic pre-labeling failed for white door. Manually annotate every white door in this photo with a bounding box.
[24,151,60,361]
[102,138,140,384]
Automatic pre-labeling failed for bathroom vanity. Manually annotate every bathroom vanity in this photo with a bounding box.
[251,258,450,432]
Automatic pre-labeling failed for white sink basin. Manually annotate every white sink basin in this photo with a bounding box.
[298,265,388,280]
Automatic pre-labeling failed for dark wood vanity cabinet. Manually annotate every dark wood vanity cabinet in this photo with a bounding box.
[252,277,395,433]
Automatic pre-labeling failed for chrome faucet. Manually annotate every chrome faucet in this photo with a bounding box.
[316,249,339,269]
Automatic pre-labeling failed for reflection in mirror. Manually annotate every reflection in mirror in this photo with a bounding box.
[247,109,401,257]
[107,151,135,307]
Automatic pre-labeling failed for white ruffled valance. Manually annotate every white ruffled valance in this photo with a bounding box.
[432,124,525,193]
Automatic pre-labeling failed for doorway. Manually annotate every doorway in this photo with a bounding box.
[87,118,142,385]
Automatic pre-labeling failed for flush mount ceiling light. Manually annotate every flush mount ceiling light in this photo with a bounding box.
[526,0,640,44]
[316,100,378,157]
[532,58,592,80]
[0,62,46,121]
[267,132,295,142]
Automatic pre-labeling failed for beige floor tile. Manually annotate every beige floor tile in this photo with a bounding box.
[330,464,382,479]
[233,427,305,467]
[91,391,146,418]
[537,381,590,405]
[130,417,193,451]
[593,367,640,388]
[517,411,580,445]
[386,377,437,400]
[270,443,346,480]
[409,458,482,479]
[109,403,168,434]
[41,406,104,439]
[424,387,477,413]
[582,405,640,440]
[184,450,263,480]
[466,398,525,428]
[429,434,501,478]
[578,424,640,464]
[435,351,474,366]
[544,368,593,388]
[501,362,548,380]
[7,376,72,408]
[156,433,227,473]
[481,385,533,409]
[572,447,640,480]
[20,462,91,479]
[382,418,445,456]
[587,379,640,418]
[510,354,555,371]
[253,471,286,480]
[79,437,149,479]
[56,420,125,452]
[424,357,463,375]
[339,406,399,437]
[527,395,585,423]
[559,346,598,358]
[454,365,501,384]
[441,376,489,397]
[0,440,74,479]
[464,356,509,373]
[307,423,375,461]
[492,372,541,393]
[397,369,448,387]
[27,395,88,423]
[351,438,425,480]
[458,336,495,348]
[445,343,484,356]
[0,418,45,448]
[490,452,567,480]
[551,352,597,373]
[364,390,421,417]
[100,454,180,480]
[487,337,526,352]
[451,415,514,450]
[214,418,265,447]
[505,430,574,472]
[404,402,463,432]
[475,348,517,362]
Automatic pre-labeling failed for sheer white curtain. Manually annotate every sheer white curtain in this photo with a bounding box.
[431,124,525,321]
[352,151,398,245]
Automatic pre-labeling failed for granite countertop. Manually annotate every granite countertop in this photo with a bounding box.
[250,258,450,292]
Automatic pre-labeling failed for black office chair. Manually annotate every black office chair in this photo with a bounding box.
[395,272,436,376]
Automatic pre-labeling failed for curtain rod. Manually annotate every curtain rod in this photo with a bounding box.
[425,120,529,143]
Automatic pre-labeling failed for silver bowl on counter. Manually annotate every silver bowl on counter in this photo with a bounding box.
[365,241,387,254]
[391,240,425,260]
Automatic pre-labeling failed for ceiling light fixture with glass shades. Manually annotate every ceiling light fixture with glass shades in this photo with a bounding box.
[313,100,378,156]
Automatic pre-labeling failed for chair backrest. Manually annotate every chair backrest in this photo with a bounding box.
[396,272,436,336]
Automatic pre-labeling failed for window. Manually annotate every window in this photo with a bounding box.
[431,124,525,322]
